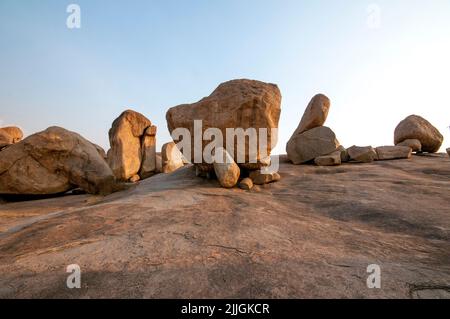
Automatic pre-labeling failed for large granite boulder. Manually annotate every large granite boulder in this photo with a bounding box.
[394,115,443,153]
[292,94,331,135]
[107,110,155,181]
[0,127,117,195]
[166,79,282,170]
[286,126,340,164]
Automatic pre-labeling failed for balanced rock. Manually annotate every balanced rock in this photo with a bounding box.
[287,126,340,164]
[396,139,422,153]
[0,126,23,148]
[161,142,184,174]
[213,148,240,188]
[394,115,443,153]
[375,146,412,161]
[139,125,157,179]
[293,94,331,135]
[107,110,153,181]
[239,178,254,190]
[249,170,281,185]
[0,127,117,195]
[166,79,281,169]
[314,151,342,166]
[347,146,377,163]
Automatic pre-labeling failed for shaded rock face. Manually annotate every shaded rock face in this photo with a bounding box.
[107,110,157,181]
[286,126,340,164]
[0,126,23,148]
[293,94,330,135]
[0,127,117,195]
[397,139,422,153]
[394,115,443,153]
[166,79,282,169]
[376,146,412,161]
[161,142,184,174]
[347,146,377,163]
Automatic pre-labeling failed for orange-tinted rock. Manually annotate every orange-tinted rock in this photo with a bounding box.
[394,115,443,153]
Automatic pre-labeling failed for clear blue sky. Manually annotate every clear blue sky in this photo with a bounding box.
[1,0,449,153]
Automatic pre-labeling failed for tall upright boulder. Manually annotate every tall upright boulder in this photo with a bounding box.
[107,110,154,181]
[139,125,157,179]
[394,115,443,153]
[292,94,330,135]
[166,79,282,170]
[0,127,117,195]
[161,142,185,174]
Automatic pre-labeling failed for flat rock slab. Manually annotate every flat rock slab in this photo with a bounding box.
[0,155,449,298]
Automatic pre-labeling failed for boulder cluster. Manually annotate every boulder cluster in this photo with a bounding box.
[0,79,447,197]
[286,94,445,166]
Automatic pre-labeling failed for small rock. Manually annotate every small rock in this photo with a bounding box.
[376,146,412,161]
[129,174,141,183]
[396,139,422,153]
[239,178,254,190]
[347,146,377,163]
[394,115,443,153]
[286,126,340,164]
[213,148,240,188]
[314,151,342,166]
[249,170,281,185]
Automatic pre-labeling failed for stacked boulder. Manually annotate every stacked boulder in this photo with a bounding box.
[166,79,282,189]
[394,115,443,154]
[0,127,118,195]
[287,94,342,166]
[161,142,185,174]
[107,110,158,182]
[0,126,23,150]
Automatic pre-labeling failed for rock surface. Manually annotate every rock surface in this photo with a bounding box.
[166,79,282,168]
[0,127,117,195]
[347,146,377,163]
[286,126,340,164]
[213,148,240,188]
[396,139,422,153]
[107,110,152,181]
[314,151,342,166]
[394,115,443,153]
[376,146,412,161]
[293,94,331,135]
[161,142,185,174]
[0,155,449,298]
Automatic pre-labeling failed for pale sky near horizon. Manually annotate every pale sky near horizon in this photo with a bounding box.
[1,0,449,153]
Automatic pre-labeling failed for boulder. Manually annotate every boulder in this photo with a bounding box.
[213,148,240,188]
[314,151,342,166]
[155,153,162,173]
[0,127,117,195]
[166,79,282,169]
[292,94,331,135]
[337,145,350,162]
[375,146,412,161]
[394,115,443,153]
[239,178,254,191]
[0,130,12,149]
[107,110,152,181]
[396,139,422,153]
[347,146,377,163]
[0,126,23,144]
[286,126,340,164]
[161,142,184,174]
[249,170,281,185]
[139,125,157,179]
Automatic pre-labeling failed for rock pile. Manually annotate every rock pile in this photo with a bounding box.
[107,110,157,182]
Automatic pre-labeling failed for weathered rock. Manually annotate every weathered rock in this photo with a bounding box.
[0,130,12,149]
[0,126,23,144]
[93,144,107,159]
[239,178,254,191]
[161,142,184,174]
[286,126,340,164]
[249,170,281,185]
[337,145,350,162]
[0,127,117,195]
[376,146,412,161]
[213,148,240,188]
[107,110,152,181]
[166,79,282,169]
[292,94,331,135]
[314,151,342,166]
[139,125,157,179]
[394,115,443,153]
[129,174,141,183]
[347,146,377,163]
[396,139,422,153]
